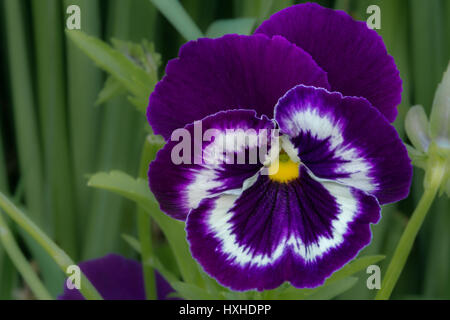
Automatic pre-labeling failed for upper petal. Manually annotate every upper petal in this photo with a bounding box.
[149,109,275,221]
[256,3,402,122]
[275,85,412,205]
[186,168,380,291]
[147,33,329,140]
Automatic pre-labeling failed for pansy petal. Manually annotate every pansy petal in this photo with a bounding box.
[58,254,175,300]
[149,110,275,221]
[147,34,330,140]
[186,168,380,291]
[275,85,412,205]
[256,3,402,122]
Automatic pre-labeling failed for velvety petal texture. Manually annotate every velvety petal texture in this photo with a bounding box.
[275,85,412,204]
[146,3,411,292]
[187,168,380,291]
[256,2,402,122]
[58,254,174,300]
[148,34,329,140]
[149,110,275,221]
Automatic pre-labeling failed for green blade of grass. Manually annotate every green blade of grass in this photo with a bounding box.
[149,0,203,41]
[206,18,256,38]
[64,0,102,231]
[424,203,450,299]
[182,0,218,34]
[410,0,447,110]
[31,0,78,259]
[409,0,449,299]
[0,213,52,300]
[82,0,145,259]
[3,0,64,297]
[234,0,294,24]
[334,0,351,11]
[424,0,450,300]
[0,112,17,299]
[0,192,102,300]
[233,0,269,17]
[3,0,45,233]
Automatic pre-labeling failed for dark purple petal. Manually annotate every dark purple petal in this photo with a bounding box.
[147,34,330,140]
[275,85,412,204]
[149,109,275,221]
[186,168,380,291]
[256,3,402,122]
[58,254,175,300]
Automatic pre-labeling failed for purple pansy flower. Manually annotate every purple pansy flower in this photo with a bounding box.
[147,3,412,291]
[59,254,175,300]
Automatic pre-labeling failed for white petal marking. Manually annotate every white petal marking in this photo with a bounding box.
[207,177,361,267]
[279,107,377,193]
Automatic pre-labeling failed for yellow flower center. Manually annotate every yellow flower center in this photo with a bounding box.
[268,152,300,183]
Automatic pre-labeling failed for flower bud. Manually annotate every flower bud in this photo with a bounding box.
[405,105,430,153]
[430,62,450,149]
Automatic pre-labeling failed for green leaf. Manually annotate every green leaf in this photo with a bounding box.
[278,277,358,300]
[112,38,161,77]
[305,277,359,300]
[325,255,385,284]
[206,18,256,38]
[275,286,313,300]
[96,76,127,106]
[149,0,203,41]
[66,30,158,112]
[87,171,203,286]
[275,255,384,300]
[221,291,248,300]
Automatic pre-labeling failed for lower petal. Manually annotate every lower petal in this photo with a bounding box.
[186,167,380,291]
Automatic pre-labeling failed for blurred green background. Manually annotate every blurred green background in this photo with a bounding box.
[0,0,449,300]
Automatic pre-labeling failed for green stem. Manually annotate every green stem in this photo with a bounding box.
[137,137,157,300]
[376,159,446,300]
[0,192,103,300]
[0,213,52,300]
[138,210,156,299]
